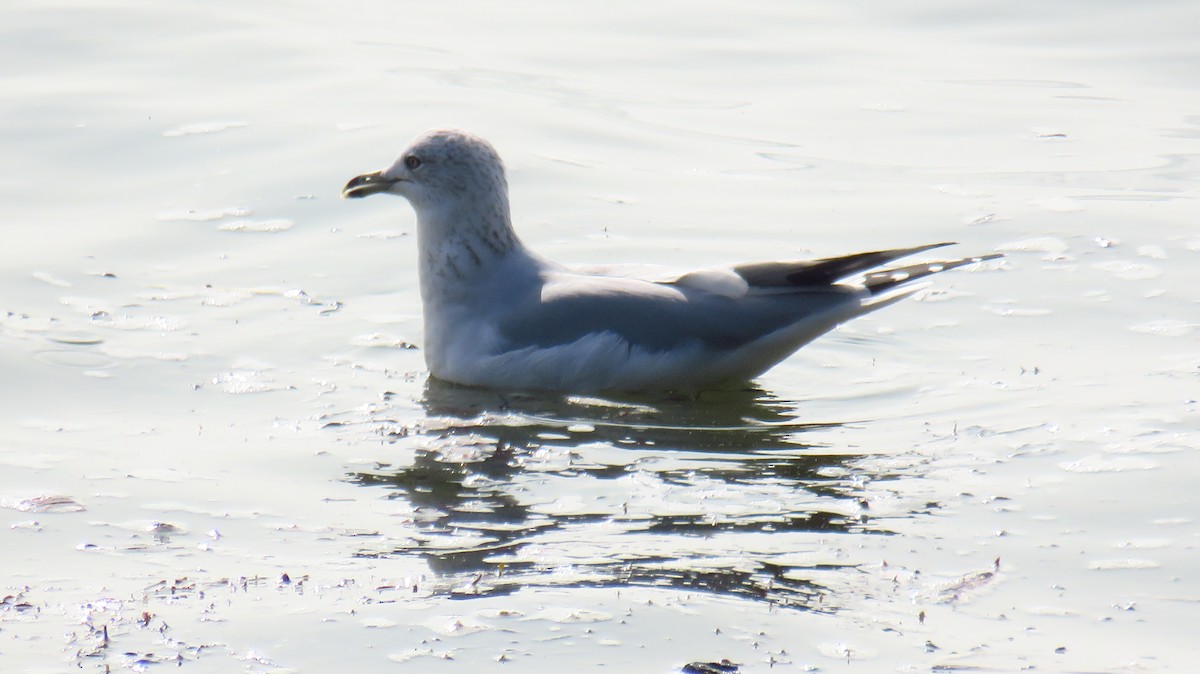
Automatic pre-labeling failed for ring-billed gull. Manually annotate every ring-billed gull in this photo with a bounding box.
[343,129,999,392]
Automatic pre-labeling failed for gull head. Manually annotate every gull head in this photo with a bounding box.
[342,128,509,214]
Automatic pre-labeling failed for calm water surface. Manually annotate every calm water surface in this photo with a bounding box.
[2,1,1198,671]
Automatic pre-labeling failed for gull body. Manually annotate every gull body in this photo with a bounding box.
[343,129,998,392]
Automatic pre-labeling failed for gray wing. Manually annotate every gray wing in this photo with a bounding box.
[495,243,999,353]
[496,277,859,353]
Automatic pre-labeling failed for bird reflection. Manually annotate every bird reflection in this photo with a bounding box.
[340,379,881,610]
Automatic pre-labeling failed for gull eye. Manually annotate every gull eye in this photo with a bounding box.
[404,155,422,170]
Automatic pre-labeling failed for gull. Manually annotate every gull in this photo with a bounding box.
[343,129,999,392]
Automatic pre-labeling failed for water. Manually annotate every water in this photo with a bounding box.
[2,0,1198,671]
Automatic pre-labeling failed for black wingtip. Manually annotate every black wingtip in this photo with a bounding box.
[864,251,1003,295]
[781,242,960,287]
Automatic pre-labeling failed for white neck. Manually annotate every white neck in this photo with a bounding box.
[414,195,525,305]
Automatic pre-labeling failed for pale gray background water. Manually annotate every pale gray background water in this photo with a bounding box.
[2,1,1197,672]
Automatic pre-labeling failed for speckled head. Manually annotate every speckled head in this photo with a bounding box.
[343,129,522,276]
[342,128,510,213]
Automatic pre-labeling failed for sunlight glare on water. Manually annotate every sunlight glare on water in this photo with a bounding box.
[1,0,1198,671]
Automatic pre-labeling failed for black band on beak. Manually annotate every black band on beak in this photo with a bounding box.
[342,170,397,199]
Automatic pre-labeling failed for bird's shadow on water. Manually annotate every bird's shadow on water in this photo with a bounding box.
[335,379,900,611]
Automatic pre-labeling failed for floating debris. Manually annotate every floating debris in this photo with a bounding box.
[933,563,1001,604]
[6,494,86,513]
[683,659,739,673]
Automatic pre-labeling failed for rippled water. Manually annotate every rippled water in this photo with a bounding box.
[2,1,1198,671]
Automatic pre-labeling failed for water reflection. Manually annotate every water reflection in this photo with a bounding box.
[340,380,886,610]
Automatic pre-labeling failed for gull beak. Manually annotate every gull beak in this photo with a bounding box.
[342,170,398,199]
